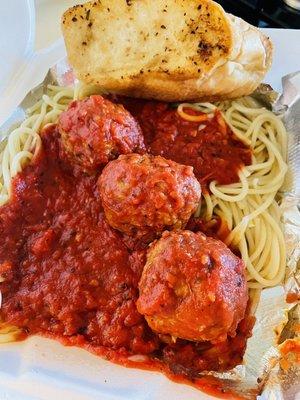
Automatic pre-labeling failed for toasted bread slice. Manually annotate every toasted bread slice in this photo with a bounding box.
[62,0,272,102]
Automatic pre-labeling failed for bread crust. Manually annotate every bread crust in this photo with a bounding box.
[62,0,273,102]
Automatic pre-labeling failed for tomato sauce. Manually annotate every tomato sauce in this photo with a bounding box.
[187,216,231,244]
[0,98,254,398]
[117,98,252,189]
[286,292,300,303]
[279,339,300,372]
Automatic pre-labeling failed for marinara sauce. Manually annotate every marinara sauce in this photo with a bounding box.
[0,100,254,399]
[117,98,252,189]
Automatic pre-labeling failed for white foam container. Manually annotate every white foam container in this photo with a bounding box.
[0,2,300,399]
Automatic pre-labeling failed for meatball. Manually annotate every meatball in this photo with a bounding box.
[98,154,201,239]
[137,230,248,343]
[58,95,145,173]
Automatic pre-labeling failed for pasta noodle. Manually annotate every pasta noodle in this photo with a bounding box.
[182,98,287,289]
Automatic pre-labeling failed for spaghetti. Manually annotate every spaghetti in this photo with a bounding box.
[179,98,288,289]
[0,88,288,294]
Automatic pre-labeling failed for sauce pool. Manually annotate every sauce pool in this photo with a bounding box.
[0,98,254,398]
[116,98,252,189]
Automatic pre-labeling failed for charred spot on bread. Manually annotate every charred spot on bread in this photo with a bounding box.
[197,41,212,58]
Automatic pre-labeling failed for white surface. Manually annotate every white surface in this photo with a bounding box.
[0,0,65,125]
[34,0,86,50]
[0,0,35,95]
[0,2,300,400]
[264,29,300,90]
[0,336,217,400]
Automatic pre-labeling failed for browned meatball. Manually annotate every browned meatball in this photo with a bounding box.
[137,230,248,344]
[58,95,145,173]
[98,154,201,239]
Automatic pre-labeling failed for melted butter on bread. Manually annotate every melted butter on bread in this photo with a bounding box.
[62,0,272,101]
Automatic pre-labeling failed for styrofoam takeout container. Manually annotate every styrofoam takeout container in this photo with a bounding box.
[0,1,300,399]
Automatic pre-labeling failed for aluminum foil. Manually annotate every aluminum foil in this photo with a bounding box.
[1,61,300,399]
[258,72,300,400]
